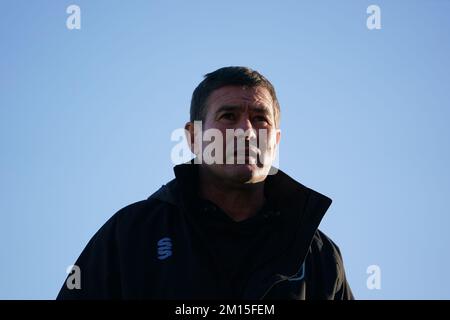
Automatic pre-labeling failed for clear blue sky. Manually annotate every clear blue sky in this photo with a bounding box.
[1,0,449,299]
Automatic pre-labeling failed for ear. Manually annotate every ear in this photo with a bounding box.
[184,121,195,154]
[275,128,281,146]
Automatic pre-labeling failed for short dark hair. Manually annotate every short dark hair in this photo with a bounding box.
[190,66,280,127]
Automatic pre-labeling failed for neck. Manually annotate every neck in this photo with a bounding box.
[198,166,266,222]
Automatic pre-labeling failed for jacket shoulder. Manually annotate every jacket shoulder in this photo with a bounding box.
[311,230,343,260]
[111,186,178,231]
[309,229,347,280]
[307,229,354,299]
[110,178,180,224]
[57,195,176,299]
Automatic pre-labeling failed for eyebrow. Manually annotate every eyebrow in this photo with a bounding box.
[215,104,272,115]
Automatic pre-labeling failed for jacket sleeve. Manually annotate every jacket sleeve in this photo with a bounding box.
[333,248,355,300]
[312,230,355,300]
[56,214,122,300]
[331,240,354,300]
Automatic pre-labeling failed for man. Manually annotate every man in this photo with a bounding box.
[57,66,354,300]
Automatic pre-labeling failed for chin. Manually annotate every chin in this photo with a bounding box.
[224,163,266,184]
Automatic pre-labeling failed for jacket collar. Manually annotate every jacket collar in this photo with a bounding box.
[150,161,332,249]
[163,161,332,218]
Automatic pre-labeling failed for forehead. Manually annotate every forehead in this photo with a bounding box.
[206,85,273,111]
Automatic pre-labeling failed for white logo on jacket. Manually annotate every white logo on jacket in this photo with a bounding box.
[157,237,173,260]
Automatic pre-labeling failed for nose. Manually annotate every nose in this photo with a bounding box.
[237,116,257,140]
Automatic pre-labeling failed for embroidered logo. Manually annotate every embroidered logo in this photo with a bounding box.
[157,237,173,260]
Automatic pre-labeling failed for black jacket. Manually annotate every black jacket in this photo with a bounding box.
[57,163,354,300]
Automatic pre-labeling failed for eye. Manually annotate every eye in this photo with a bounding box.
[254,116,269,123]
[221,113,236,121]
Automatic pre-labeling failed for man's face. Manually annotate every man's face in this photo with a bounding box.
[188,85,281,185]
